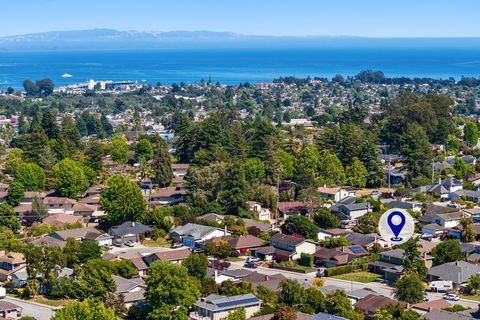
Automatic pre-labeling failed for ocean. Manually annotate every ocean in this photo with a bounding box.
[0,47,479,89]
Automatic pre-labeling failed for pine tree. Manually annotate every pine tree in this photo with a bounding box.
[219,163,248,215]
[152,138,172,187]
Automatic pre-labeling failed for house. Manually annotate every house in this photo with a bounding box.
[48,227,112,247]
[428,261,480,286]
[314,246,368,268]
[449,223,480,240]
[191,294,261,320]
[42,197,77,214]
[344,233,380,249]
[421,224,446,237]
[102,252,149,277]
[423,308,475,320]
[311,312,348,320]
[347,289,379,305]
[317,186,352,202]
[0,301,22,319]
[431,211,463,228]
[42,213,83,228]
[72,203,97,217]
[142,248,191,266]
[11,267,73,288]
[384,200,422,212]
[197,214,272,232]
[277,202,308,219]
[317,228,351,241]
[427,177,463,199]
[268,233,317,260]
[450,189,480,203]
[251,311,313,320]
[20,192,46,204]
[227,235,265,254]
[198,213,224,224]
[0,251,26,282]
[109,221,152,242]
[330,203,371,221]
[247,201,272,222]
[170,223,230,248]
[85,185,104,197]
[369,248,432,281]
[171,163,189,177]
[148,187,187,206]
[354,294,407,319]
[411,299,451,315]
[112,275,146,309]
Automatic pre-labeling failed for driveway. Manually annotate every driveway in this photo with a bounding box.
[4,296,56,320]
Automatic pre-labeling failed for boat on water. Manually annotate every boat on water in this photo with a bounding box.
[62,73,73,78]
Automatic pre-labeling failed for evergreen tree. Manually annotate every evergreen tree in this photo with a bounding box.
[219,163,248,215]
[41,109,60,139]
[346,157,368,188]
[151,138,172,187]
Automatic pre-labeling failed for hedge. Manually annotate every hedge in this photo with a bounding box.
[324,265,355,277]
[299,253,314,267]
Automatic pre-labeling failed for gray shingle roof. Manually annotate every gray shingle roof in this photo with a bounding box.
[109,221,152,237]
[428,261,480,284]
[195,293,261,312]
[170,223,224,240]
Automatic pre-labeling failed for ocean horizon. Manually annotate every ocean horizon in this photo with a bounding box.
[1,47,479,89]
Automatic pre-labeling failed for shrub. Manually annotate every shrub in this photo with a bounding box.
[299,253,314,267]
[324,265,355,277]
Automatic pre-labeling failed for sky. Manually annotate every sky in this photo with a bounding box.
[1,0,479,38]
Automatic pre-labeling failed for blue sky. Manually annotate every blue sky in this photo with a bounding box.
[1,0,479,37]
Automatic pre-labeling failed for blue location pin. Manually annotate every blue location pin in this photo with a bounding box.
[387,211,406,242]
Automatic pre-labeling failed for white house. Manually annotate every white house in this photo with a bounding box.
[269,233,317,260]
[317,228,351,241]
[432,212,463,228]
[318,186,353,202]
[191,294,261,320]
[247,201,272,222]
[170,223,230,248]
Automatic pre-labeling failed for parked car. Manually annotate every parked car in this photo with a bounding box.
[113,239,123,247]
[171,242,184,248]
[370,190,380,196]
[316,268,326,277]
[124,240,135,247]
[191,247,204,253]
[447,202,459,208]
[443,293,460,301]
[246,257,261,263]
[244,262,257,269]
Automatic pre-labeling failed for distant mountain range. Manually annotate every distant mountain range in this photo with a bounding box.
[1,29,479,51]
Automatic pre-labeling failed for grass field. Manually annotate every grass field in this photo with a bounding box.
[142,239,171,248]
[332,271,380,283]
[29,296,71,307]
[460,294,480,301]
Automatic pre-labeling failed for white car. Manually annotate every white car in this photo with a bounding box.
[246,257,261,263]
[443,293,460,301]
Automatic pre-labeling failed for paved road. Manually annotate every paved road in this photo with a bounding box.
[4,297,56,320]
[108,245,171,255]
[228,261,480,309]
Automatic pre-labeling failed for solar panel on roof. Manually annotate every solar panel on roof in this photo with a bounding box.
[216,297,259,308]
[350,246,364,254]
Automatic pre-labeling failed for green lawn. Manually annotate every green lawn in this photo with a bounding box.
[227,257,244,262]
[332,271,380,283]
[460,294,480,301]
[143,239,171,248]
[31,296,71,307]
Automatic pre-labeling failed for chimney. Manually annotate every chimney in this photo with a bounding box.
[131,221,135,227]
[215,270,218,278]
[224,225,228,236]
[438,177,442,184]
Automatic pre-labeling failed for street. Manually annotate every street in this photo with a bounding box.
[4,296,56,320]
[228,261,480,310]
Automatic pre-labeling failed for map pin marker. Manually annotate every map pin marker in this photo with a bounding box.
[387,211,405,242]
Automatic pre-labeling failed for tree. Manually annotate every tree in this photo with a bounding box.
[402,237,427,277]
[53,158,88,198]
[63,237,80,268]
[100,175,146,226]
[346,157,368,188]
[400,124,432,177]
[151,138,172,186]
[222,308,246,320]
[104,293,127,317]
[466,274,480,295]
[32,196,48,218]
[313,209,340,229]
[464,121,479,147]
[393,273,425,303]
[51,299,117,320]
[109,260,137,279]
[15,163,45,191]
[242,158,265,183]
[354,212,379,234]
[431,240,463,265]
[219,163,248,215]
[182,253,208,280]
[325,290,363,320]
[279,279,304,307]
[300,287,326,314]
[7,180,25,207]
[281,215,319,240]
[321,237,350,249]
[72,259,116,299]
[274,149,295,179]
[145,260,201,320]
[375,304,419,320]
[110,136,129,164]
[296,145,321,185]
[318,150,346,186]
[453,158,472,180]
[136,138,153,161]
[41,109,60,139]
[0,202,19,232]
[274,307,297,320]
[36,78,55,96]
[78,240,102,263]
[24,244,66,285]
[86,140,106,173]
[460,216,476,243]
[23,80,38,96]
[5,149,23,174]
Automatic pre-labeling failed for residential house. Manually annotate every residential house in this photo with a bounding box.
[277,202,308,219]
[102,251,149,277]
[112,275,146,309]
[247,201,272,222]
[85,185,104,197]
[42,213,83,228]
[431,211,463,228]
[20,192,46,204]
[427,177,463,199]
[0,183,8,193]
[265,233,317,260]
[354,294,407,319]
[0,301,22,319]
[170,223,230,248]
[171,163,189,177]
[109,221,152,242]
[72,203,97,217]
[314,246,368,268]
[227,235,265,254]
[369,248,432,281]
[148,187,187,206]
[347,289,378,305]
[0,251,26,282]
[317,186,352,202]
[344,233,384,249]
[42,197,76,214]
[411,299,451,315]
[198,214,272,232]
[384,200,422,212]
[317,228,351,241]
[330,202,371,221]
[423,308,475,320]
[47,227,112,247]
[311,313,348,320]
[427,261,480,287]
[11,267,73,288]
[450,189,480,203]
[251,311,313,320]
[421,224,446,237]
[449,223,480,240]
[191,294,261,320]
[142,248,191,266]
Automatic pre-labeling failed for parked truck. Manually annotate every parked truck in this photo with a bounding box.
[429,281,453,292]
